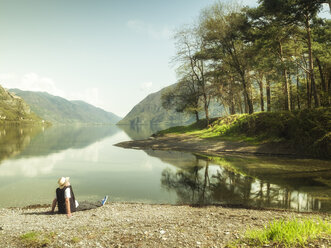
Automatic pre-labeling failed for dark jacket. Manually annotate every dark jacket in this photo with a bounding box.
[56,185,76,214]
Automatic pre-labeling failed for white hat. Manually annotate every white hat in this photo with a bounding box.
[58,177,70,189]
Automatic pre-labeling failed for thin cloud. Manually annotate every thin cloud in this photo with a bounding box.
[127,19,172,40]
[0,72,64,97]
[69,88,102,108]
[0,73,104,109]
[140,81,153,91]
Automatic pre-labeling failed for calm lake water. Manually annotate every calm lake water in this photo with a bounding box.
[0,125,330,213]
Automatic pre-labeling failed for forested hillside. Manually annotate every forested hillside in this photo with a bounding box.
[118,84,225,126]
[0,84,41,124]
[10,89,121,124]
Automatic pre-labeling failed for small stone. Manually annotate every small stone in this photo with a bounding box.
[197,241,201,245]
[160,230,166,235]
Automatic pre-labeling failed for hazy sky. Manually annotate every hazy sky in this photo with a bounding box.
[0,0,329,117]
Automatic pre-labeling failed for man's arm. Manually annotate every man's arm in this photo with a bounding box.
[65,198,71,218]
[51,198,57,213]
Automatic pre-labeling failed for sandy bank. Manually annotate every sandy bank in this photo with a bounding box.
[0,203,329,248]
[115,133,301,158]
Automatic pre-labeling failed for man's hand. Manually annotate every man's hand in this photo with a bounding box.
[51,198,57,213]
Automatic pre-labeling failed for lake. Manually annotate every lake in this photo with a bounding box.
[0,125,330,213]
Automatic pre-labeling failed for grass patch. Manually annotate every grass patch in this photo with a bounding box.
[156,108,331,158]
[235,218,331,247]
[20,231,56,247]
[156,119,211,136]
[71,236,81,244]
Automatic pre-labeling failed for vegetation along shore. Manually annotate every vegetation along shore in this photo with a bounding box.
[116,108,330,159]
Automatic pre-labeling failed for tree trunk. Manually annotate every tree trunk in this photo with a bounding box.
[296,69,301,110]
[203,93,210,126]
[289,73,294,110]
[266,80,271,112]
[316,57,327,106]
[243,91,248,113]
[279,42,291,111]
[194,110,199,123]
[229,81,236,115]
[306,71,312,108]
[241,75,253,114]
[258,79,264,112]
[305,14,320,107]
[199,61,210,126]
[238,93,244,114]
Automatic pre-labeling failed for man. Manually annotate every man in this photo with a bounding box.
[51,177,108,218]
[51,177,79,218]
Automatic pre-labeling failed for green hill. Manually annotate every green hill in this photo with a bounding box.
[118,83,224,126]
[158,108,331,158]
[0,85,42,124]
[10,89,121,124]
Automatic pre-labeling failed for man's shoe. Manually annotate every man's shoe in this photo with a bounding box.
[101,195,108,206]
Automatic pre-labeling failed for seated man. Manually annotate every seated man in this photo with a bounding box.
[51,177,78,218]
[51,177,108,218]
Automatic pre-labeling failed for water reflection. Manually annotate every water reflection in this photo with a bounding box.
[0,124,330,212]
[0,126,43,163]
[0,125,120,176]
[117,124,167,140]
[154,152,331,212]
[17,125,120,158]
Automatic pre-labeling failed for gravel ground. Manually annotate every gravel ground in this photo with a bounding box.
[0,203,330,248]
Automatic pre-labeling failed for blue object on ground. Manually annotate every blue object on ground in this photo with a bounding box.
[101,195,108,206]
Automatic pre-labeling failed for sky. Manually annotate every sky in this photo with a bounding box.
[0,0,330,117]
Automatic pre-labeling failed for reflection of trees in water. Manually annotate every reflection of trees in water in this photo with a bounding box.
[161,156,330,212]
[0,126,43,164]
[118,124,173,140]
[161,159,211,205]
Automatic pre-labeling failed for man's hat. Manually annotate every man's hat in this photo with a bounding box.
[58,177,70,189]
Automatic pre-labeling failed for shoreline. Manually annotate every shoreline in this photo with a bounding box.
[115,133,312,159]
[1,202,330,247]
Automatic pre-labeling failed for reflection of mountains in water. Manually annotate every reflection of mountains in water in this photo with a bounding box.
[0,126,43,163]
[144,150,331,212]
[117,124,167,140]
[15,125,120,158]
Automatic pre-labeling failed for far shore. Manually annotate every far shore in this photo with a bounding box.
[1,202,330,247]
[115,133,309,158]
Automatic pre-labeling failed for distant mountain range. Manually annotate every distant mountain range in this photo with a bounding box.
[10,89,121,124]
[0,85,41,123]
[118,83,224,126]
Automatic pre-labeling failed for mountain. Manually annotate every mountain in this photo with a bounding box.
[0,84,41,123]
[118,83,224,126]
[9,89,121,124]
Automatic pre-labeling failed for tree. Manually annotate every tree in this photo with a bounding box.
[312,18,331,106]
[162,77,201,122]
[200,2,255,114]
[260,0,324,107]
[172,26,212,125]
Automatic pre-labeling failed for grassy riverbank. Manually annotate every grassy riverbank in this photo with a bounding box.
[1,203,330,248]
[156,108,330,158]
